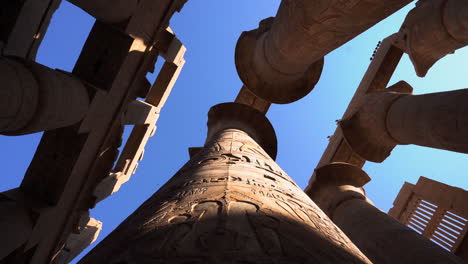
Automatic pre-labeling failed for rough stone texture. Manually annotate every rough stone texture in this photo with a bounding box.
[341,86,468,162]
[399,0,468,77]
[334,198,465,264]
[9,3,187,262]
[235,0,412,103]
[389,177,468,260]
[235,85,271,114]
[309,164,465,264]
[54,217,102,264]
[309,163,371,218]
[339,81,412,162]
[79,103,370,264]
[305,34,404,193]
[0,57,90,135]
[386,88,468,155]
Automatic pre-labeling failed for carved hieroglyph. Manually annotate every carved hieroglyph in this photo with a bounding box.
[80,128,370,263]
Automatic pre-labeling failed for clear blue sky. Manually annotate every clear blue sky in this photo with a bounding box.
[1,1,467,262]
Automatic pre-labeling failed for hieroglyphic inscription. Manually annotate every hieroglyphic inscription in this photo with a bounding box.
[168,176,297,200]
[175,187,207,198]
[79,129,370,264]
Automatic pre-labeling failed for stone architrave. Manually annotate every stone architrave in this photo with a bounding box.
[78,103,370,264]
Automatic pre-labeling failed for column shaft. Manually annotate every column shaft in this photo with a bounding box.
[333,198,464,264]
[235,0,411,103]
[310,163,465,264]
[78,103,370,263]
[386,88,468,154]
[261,0,410,76]
[399,0,468,76]
[0,57,90,135]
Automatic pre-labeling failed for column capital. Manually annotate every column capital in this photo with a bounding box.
[235,18,323,104]
[308,163,371,217]
[207,102,277,160]
[340,81,412,162]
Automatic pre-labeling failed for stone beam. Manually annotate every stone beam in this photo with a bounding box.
[305,34,404,193]
[341,85,468,162]
[235,0,412,103]
[17,3,186,263]
[309,163,465,264]
[1,0,61,59]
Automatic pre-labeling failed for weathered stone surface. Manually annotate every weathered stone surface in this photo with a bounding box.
[310,164,466,264]
[340,81,412,162]
[79,103,370,264]
[235,85,271,114]
[0,57,90,136]
[309,163,371,218]
[389,177,468,260]
[334,198,465,264]
[305,34,405,193]
[235,0,412,103]
[54,217,102,264]
[399,0,468,76]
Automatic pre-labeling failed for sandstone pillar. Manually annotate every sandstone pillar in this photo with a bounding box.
[235,0,412,103]
[398,0,468,76]
[309,163,465,264]
[78,103,370,263]
[0,57,90,135]
[341,83,468,162]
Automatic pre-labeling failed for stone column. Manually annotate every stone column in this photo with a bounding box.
[398,0,468,77]
[235,0,412,103]
[78,103,370,264]
[341,82,468,162]
[308,162,465,264]
[0,57,90,135]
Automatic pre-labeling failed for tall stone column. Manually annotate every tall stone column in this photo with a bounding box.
[309,163,465,264]
[341,83,468,162]
[235,0,412,103]
[79,103,370,263]
[398,0,468,77]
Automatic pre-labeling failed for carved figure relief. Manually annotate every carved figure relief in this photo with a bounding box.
[79,129,369,264]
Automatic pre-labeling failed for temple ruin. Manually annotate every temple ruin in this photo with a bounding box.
[1,0,468,263]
